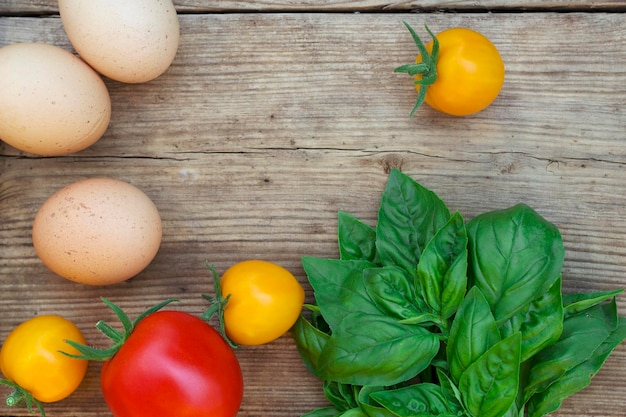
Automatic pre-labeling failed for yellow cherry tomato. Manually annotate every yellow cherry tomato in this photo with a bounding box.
[0,315,88,404]
[422,28,504,116]
[221,260,305,345]
[396,23,505,116]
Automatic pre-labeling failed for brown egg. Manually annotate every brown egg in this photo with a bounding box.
[58,0,180,83]
[0,43,111,156]
[32,178,162,286]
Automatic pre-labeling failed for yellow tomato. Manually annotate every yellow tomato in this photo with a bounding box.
[221,260,305,345]
[0,315,88,404]
[396,23,505,116]
[422,28,504,116]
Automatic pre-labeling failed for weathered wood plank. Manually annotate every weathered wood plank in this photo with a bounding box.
[1,11,626,417]
[1,0,626,14]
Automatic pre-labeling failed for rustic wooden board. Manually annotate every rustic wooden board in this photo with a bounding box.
[2,0,626,14]
[1,8,626,417]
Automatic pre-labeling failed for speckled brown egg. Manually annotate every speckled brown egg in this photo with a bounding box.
[0,43,111,156]
[58,0,180,83]
[32,178,162,286]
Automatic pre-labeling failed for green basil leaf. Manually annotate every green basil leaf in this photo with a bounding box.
[370,383,456,416]
[339,409,369,417]
[302,407,342,417]
[501,403,523,417]
[459,332,522,417]
[338,211,378,263]
[447,286,501,384]
[523,298,620,402]
[416,211,468,320]
[376,168,450,273]
[302,257,379,330]
[309,309,332,334]
[563,288,624,318]
[436,368,465,415]
[398,312,444,327]
[466,204,564,325]
[357,386,398,417]
[291,315,330,377]
[526,316,626,417]
[364,266,424,320]
[318,312,440,386]
[324,380,359,411]
[499,276,563,362]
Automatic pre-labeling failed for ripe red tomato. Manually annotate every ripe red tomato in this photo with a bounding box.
[99,310,243,417]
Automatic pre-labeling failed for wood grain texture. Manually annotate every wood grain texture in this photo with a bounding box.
[1,7,626,417]
[2,0,626,14]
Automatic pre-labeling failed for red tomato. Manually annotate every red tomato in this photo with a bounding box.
[100,311,243,417]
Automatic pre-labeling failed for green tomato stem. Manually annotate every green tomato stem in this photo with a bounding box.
[60,297,178,362]
[394,21,439,117]
[202,263,238,349]
[0,379,46,417]
[5,388,23,407]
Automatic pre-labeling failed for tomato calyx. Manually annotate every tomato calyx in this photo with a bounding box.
[62,297,178,361]
[0,380,45,417]
[394,21,440,118]
[201,263,238,348]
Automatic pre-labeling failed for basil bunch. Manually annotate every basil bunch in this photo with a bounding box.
[293,168,626,417]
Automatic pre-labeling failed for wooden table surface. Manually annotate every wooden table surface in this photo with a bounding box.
[1,1,625,416]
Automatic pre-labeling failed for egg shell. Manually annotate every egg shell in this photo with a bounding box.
[0,43,111,156]
[58,0,180,83]
[32,178,162,286]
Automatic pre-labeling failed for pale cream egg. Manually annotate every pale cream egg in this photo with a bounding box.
[32,178,163,286]
[0,43,111,156]
[58,0,180,83]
